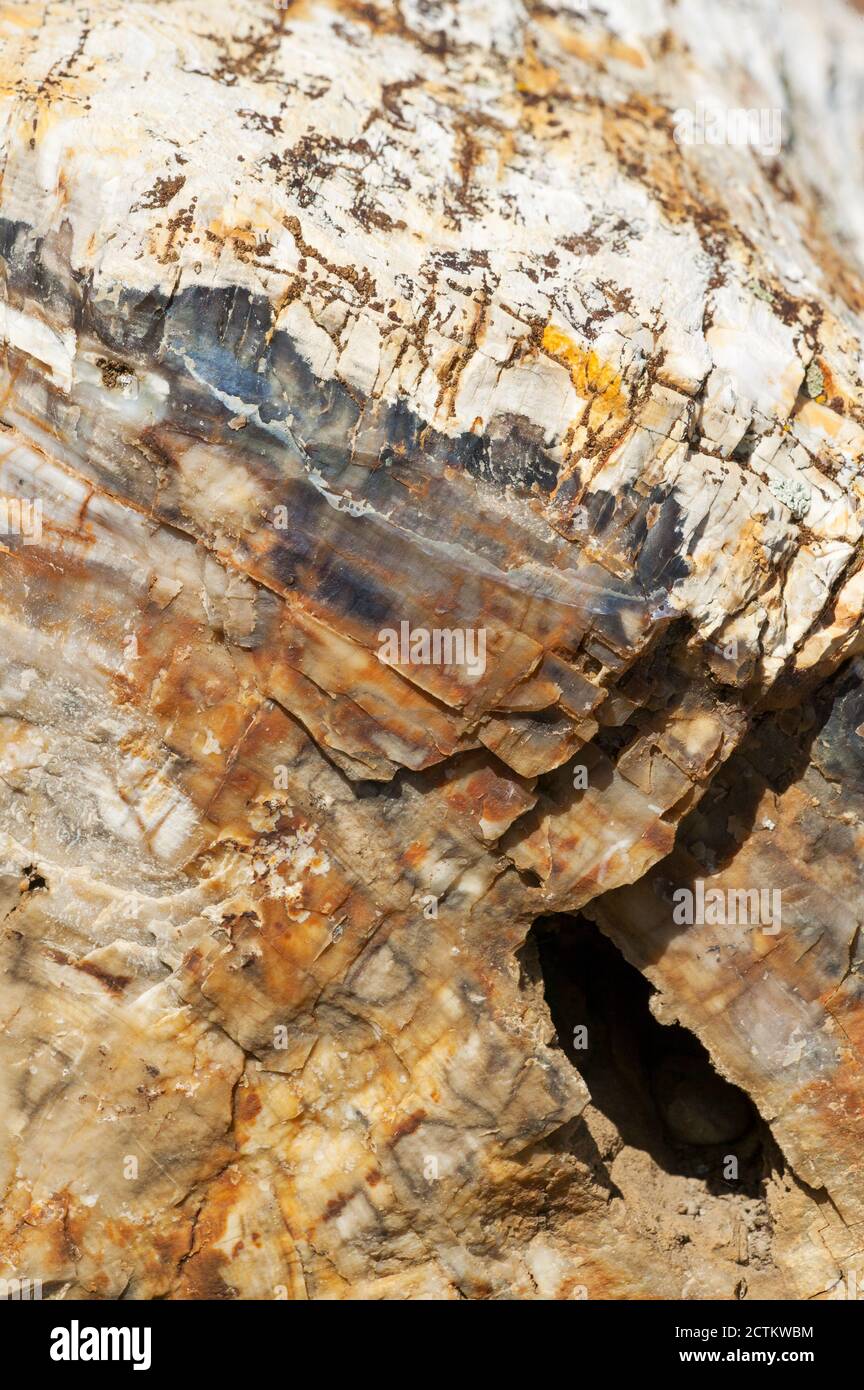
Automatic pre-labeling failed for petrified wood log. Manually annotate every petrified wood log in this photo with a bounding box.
[1,0,863,1301]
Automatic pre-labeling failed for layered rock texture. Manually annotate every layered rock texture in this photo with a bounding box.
[1,0,864,1300]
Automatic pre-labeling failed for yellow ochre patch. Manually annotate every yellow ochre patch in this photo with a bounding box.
[542,323,629,433]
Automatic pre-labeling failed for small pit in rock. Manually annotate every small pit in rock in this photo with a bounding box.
[529,913,776,1194]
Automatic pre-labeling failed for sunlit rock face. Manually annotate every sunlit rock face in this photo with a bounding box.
[0,0,863,1300]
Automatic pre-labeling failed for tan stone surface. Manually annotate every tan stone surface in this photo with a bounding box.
[1,0,863,1299]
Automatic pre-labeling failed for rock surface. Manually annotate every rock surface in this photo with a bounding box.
[0,0,863,1299]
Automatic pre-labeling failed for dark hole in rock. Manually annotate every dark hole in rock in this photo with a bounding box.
[21,864,47,893]
[529,913,777,1193]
